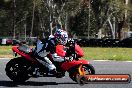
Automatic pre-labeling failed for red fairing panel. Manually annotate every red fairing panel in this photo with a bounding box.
[12,46,37,62]
[56,45,66,57]
[61,60,89,71]
[75,44,84,57]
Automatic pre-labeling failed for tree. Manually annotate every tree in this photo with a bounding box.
[0,0,132,40]
[90,0,128,39]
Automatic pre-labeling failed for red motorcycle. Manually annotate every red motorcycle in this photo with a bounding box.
[5,40,95,83]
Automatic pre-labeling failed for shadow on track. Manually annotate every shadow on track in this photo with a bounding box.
[0,80,77,87]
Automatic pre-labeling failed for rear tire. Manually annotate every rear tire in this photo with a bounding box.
[69,64,95,82]
[5,57,30,82]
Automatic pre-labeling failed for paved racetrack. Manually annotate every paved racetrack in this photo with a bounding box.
[0,59,131,88]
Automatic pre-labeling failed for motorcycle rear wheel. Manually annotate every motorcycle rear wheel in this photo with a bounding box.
[69,64,95,82]
[5,57,30,82]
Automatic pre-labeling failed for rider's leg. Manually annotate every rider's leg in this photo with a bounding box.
[37,56,56,71]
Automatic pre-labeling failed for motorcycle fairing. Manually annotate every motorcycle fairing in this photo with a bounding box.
[61,60,89,71]
[56,45,66,57]
[75,44,84,57]
[12,46,37,62]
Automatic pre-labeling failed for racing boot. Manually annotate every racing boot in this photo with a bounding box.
[50,69,63,78]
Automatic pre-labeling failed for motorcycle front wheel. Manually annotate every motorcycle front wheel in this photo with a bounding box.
[69,64,95,82]
[5,57,30,82]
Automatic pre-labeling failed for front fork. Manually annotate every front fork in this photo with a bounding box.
[76,65,87,85]
[78,65,86,76]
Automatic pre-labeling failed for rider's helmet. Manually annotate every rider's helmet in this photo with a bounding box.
[54,29,68,45]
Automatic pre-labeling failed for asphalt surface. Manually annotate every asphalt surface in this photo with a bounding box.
[0,59,131,88]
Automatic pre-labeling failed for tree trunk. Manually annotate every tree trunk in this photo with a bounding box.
[108,17,115,39]
[31,0,35,37]
[13,0,16,39]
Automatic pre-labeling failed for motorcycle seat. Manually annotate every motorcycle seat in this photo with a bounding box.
[18,44,31,53]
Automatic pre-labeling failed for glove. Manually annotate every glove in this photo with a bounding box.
[64,56,73,61]
[64,57,69,61]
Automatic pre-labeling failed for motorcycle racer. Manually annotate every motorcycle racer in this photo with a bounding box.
[34,29,68,76]
[6,30,95,82]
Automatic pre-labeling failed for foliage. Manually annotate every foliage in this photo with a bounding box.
[0,0,132,38]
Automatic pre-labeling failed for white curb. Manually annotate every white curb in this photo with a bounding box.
[92,60,132,62]
[93,60,111,62]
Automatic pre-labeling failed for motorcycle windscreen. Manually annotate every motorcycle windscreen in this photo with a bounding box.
[56,45,66,57]
[75,44,84,57]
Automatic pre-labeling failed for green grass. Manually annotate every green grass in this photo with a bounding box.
[0,46,13,58]
[0,46,132,61]
[82,47,132,61]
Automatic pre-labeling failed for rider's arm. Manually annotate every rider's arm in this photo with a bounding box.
[51,53,65,62]
[48,39,65,62]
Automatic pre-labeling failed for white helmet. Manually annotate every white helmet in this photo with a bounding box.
[54,29,68,45]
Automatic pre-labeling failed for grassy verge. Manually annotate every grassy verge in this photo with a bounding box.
[0,46,132,61]
[82,47,132,61]
[0,46,13,58]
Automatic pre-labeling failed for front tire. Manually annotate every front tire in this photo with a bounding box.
[5,57,30,82]
[69,64,95,82]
